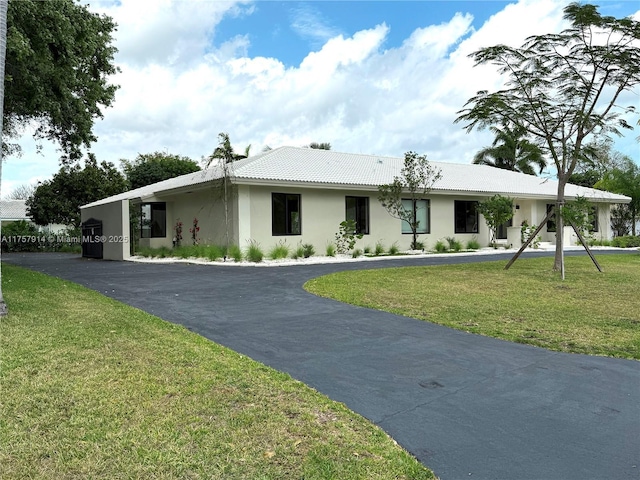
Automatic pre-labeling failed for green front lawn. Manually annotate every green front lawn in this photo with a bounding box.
[305,254,640,359]
[0,265,434,480]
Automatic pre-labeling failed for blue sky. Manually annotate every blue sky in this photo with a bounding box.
[4,0,639,197]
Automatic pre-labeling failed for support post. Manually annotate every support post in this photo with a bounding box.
[567,219,603,273]
[504,209,553,270]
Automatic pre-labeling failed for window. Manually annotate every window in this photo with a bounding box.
[272,193,301,235]
[546,204,556,232]
[140,203,166,238]
[345,196,370,235]
[454,201,478,234]
[401,199,430,234]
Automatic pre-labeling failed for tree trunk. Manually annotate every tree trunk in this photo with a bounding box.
[553,177,568,273]
[0,0,9,316]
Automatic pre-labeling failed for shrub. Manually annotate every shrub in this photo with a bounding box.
[1,221,40,252]
[466,238,481,250]
[611,235,640,248]
[291,245,304,259]
[413,241,425,251]
[269,240,290,260]
[363,245,371,254]
[445,236,462,252]
[205,245,225,261]
[374,241,385,256]
[334,219,363,254]
[434,240,447,253]
[388,242,399,255]
[325,243,336,257]
[302,243,315,258]
[246,241,264,263]
[352,248,363,258]
[228,244,243,262]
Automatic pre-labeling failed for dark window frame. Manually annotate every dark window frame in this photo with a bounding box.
[140,202,167,238]
[401,198,430,234]
[454,200,479,234]
[272,193,301,236]
[589,206,599,233]
[345,196,370,235]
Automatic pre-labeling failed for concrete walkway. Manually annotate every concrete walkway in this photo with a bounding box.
[5,252,639,480]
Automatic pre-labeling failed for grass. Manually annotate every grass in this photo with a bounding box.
[269,241,290,260]
[305,254,640,359]
[0,265,434,480]
[246,241,265,263]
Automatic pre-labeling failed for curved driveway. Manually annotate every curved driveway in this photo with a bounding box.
[5,252,639,480]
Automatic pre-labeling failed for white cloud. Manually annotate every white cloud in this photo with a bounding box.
[289,3,342,46]
[3,0,639,196]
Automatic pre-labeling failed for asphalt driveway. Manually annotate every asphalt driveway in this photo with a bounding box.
[5,251,639,480]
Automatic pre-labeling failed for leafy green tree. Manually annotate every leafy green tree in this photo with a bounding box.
[378,151,442,250]
[5,0,118,162]
[26,155,127,228]
[473,123,545,175]
[595,159,640,235]
[121,152,200,190]
[477,195,514,245]
[456,3,640,273]
[569,139,629,187]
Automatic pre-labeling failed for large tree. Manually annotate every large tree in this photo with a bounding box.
[4,0,118,161]
[473,123,546,175]
[0,0,8,315]
[377,151,442,250]
[595,159,640,236]
[456,3,640,273]
[6,183,36,200]
[122,152,200,190]
[26,156,127,228]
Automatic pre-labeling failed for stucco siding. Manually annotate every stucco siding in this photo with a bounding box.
[80,200,130,260]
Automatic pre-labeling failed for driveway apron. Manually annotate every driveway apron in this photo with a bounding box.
[5,252,639,480]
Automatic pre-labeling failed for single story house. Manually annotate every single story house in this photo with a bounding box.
[81,146,630,260]
[1,200,30,227]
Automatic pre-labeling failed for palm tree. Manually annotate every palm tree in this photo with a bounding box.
[205,133,237,250]
[473,124,546,175]
[0,0,9,316]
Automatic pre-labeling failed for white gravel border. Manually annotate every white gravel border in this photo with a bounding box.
[126,245,630,268]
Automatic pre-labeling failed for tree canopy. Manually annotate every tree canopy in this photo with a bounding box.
[477,195,514,245]
[122,152,200,190]
[308,142,331,150]
[473,123,545,175]
[456,2,640,272]
[26,156,127,228]
[595,159,640,236]
[5,0,119,161]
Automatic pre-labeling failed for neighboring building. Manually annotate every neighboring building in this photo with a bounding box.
[81,146,631,260]
[0,200,30,227]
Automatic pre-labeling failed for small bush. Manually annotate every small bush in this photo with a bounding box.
[326,243,336,257]
[612,235,640,248]
[434,240,447,253]
[588,239,612,247]
[352,248,363,258]
[374,242,385,256]
[466,238,481,250]
[302,243,315,258]
[205,245,225,261]
[413,241,425,251]
[269,240,290,260]
[445,236,462,252]
[228,244,243,262]
[363,245,371,254]
[246,241,264,263]
[388,242,399,255]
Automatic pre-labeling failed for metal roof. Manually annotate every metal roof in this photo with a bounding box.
[82,146,630,208]
[0,200,30,220]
